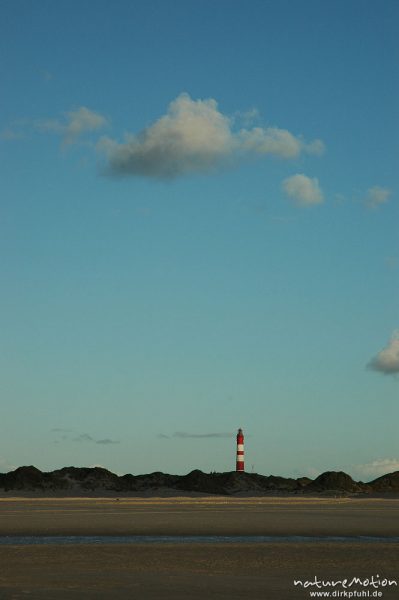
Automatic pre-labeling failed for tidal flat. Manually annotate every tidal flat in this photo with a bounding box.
[0,497,398,599]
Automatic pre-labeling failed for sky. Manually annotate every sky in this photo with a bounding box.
[1,0,398,481]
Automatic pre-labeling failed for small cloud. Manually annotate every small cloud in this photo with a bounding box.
[282,173,324,207]
[157,434,170,439]
[304,138,325,156]
[36,118,64,135]
[365,186,391,209]
[98,92,324,179]
[367,331,399,376]
[0,128,24,141]
[239,126,303,159]
[60,431,120,445]
[73,433,94,443]
[351,458,399,481]
[173,431,233,439]
[232,107,260,127]
[36,106,108,145]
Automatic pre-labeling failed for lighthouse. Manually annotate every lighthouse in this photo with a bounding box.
[236,428,244,472]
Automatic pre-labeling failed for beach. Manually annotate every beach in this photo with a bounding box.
[0,497,398,599]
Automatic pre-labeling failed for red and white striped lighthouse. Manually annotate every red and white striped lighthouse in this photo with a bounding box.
[236,428,244,472]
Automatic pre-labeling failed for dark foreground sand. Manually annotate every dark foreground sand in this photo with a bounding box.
[0,497,398,599]
[2,542,398,599]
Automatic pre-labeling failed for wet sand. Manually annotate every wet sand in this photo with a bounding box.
[1,496,399,537]
[0,497,398,598]
[1,542,398,599]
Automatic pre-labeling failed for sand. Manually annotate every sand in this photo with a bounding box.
[0,497,398,599]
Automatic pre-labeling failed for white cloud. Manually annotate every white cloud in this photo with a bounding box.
[303,460,399,482]
[365,186,391,209]
[37,106,108,144]
[351,458,399,481]
[304,139,326,156]
[232,107,260,127]
[282,173,324,207]
[98,93,324,179]
[367,331,399,375]
[239,128,324,158]
[239,126,302,158]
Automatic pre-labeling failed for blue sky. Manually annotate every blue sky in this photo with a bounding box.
[1,0,398,481]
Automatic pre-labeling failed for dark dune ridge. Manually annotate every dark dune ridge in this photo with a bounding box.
[1,466,398,496]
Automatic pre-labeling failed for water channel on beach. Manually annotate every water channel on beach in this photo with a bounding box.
[1,534,399,545]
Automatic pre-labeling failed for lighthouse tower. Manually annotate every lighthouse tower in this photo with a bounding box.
[236,428,244,472]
